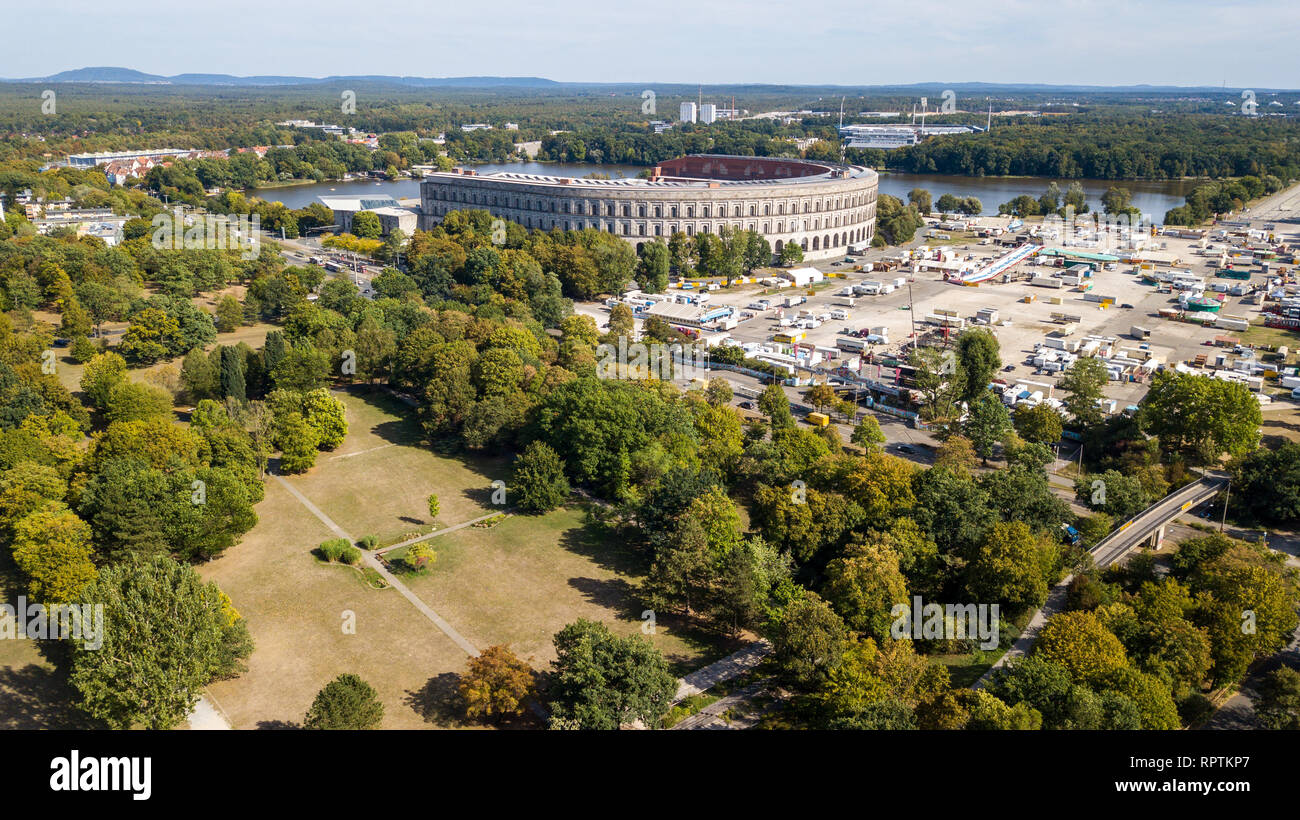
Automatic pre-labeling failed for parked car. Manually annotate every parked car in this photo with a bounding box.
[738,401,755,410]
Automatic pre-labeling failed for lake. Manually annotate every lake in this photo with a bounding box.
[250,162,1193,219]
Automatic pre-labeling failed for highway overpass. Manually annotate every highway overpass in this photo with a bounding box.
[1088,472,1229,568]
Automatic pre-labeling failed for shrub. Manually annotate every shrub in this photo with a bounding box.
[339,545,362,565]
[319,537,350,562]
[358,535,378,550]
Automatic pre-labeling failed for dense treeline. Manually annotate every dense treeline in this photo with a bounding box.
[850,112,1300,180]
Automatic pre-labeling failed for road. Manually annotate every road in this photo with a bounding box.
[1089,473,1228,568]
[976,473,1228,689]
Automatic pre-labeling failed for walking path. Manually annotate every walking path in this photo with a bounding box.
[186,694,232,730]
[674,639,771,702]
[273,474,481,657]
[671,682,771,730]
[376,511,507,555]
[974,576,1073,689]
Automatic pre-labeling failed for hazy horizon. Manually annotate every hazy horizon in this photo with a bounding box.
[6,0,1298,88]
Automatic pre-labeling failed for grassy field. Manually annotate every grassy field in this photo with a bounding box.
[385,506,735,675]
[284,388,510,544]
[1240,321,1300,353]
[201,387,730,728]
[200,470,480,729]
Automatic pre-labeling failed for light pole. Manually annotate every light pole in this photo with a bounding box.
[1220,478,1231,533]
[907,282,917,352]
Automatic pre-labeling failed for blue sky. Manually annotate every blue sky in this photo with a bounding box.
[8,0,1298,87]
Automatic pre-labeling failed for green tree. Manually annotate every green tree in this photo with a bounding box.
[11,505,96,603]
[219,345,246,402]
[758,383,794,429]
[821,541,909,641]
[426,493,440,521]
[105,381,174,423]
[512,440,571,513]
[778,241,804,266]
[955,328,1000,403]
[215,294,243,333]
[1057,357,1110,429]
[963,390,1012,464]
[1037,611,1128,685]
[548,619,677,730]
[351,211,382,239]
[768,592,849,687]
[851,415,886,450]
[69,556,252,729]
[300,388,347,449]
[965,521,1052,614]
[1014,403,1063,445]
[908,188,933,215]
[1254,667,1300,730]
[1141,371,1261,461]
[1229,441,1300,526]
[276,411,318,474]
[635,240,671,293]
[79,351,128,410]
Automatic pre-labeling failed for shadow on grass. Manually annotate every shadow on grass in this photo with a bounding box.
[405,671,465,727]
[256,719,303,730]
[556,512,646,579]
[0,664,99,729]
[566,576,643,622]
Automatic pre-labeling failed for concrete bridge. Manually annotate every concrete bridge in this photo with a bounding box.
[975,472,1228,688]
[1089,472,1229,568]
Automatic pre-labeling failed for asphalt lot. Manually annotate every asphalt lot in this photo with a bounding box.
[584,205,1300,413]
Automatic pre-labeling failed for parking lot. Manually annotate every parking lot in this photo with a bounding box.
[585,210,1300,412]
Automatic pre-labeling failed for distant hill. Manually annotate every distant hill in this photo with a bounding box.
[4,67,561,88]
[2,67,1294,94]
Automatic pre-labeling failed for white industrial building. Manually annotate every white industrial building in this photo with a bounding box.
[679,102,697,123]
[783,267,825,287]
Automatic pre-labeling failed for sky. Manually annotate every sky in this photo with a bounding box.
[6,0,1299,88]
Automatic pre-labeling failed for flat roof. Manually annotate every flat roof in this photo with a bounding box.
[318,195,399,211]
[424,154,875,191]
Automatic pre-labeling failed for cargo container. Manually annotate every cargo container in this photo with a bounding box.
[1130,326,1151,340]
[1030,276,1062,289]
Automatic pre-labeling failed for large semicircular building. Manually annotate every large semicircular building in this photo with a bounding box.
[419,154,878,262]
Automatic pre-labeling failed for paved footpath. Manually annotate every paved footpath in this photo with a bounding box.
[674,639,771,702]
[377,511,507,555]
[974,576,1073,689]
[186,694,232,730]
[273,474,481,657]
